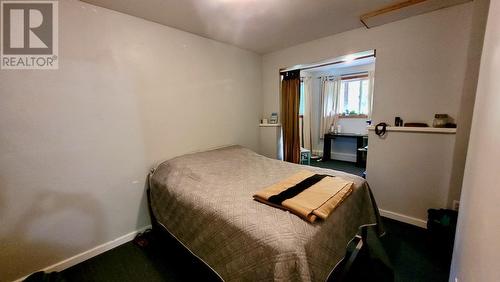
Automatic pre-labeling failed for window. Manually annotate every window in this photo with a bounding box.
[299,81,305,116]
[338,78,370,116]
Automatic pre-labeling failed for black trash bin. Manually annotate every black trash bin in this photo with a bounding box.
[427,208,458,259]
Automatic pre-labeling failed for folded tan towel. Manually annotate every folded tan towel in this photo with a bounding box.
[254,170,353,222]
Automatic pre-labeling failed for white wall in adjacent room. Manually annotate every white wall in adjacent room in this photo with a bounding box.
[0,0,262,280]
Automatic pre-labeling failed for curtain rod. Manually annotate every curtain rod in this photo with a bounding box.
[300,55,374,72]
[311,71,369,79]
[280,53,375,73]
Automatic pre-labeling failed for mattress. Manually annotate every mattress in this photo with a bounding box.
[149,145,382,282]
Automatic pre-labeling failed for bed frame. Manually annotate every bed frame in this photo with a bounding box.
[146,182,224,281]
[145,172,392,282]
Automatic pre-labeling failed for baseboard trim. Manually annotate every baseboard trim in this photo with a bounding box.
[379,209,427,229]
[312,150,356,163]
[15,225,152,282]
[331,153,356,163]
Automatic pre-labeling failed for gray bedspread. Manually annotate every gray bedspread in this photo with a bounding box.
[149,145,382,282]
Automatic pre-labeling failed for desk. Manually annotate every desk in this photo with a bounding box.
[322,133,368,167]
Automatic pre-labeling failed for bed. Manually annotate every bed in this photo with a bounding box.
[148,145,382,282]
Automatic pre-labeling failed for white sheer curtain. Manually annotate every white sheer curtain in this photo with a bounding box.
[367,70,375,118]
[319,76,341,138]
[302,77,313,151]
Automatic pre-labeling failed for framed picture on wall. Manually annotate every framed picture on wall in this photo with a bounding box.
[270,113,278,124]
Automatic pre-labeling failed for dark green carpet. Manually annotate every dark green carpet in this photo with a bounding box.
[381,218,451,282]
[61,230,220,282]
[310,159,365,177]
[56,218,451,282]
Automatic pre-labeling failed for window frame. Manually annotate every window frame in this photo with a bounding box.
[338,75,370,118]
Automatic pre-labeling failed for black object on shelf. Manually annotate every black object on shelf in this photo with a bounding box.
[394,117,404,127]
[404,122,428,127]
[374,123,388,137]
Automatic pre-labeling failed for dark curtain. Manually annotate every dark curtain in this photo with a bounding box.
[281,70,301,163]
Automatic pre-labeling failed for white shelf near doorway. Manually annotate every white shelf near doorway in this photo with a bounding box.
[259,123,281,127]
[367,126,456,134]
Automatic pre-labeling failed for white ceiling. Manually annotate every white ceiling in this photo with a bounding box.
[81,0,399,54]
[81,0,470,54]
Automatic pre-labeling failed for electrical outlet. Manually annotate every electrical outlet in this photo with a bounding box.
[453,200,460,211]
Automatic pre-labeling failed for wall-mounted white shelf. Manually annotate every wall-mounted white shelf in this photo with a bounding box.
[367,126,456,134]
[259,123,281,127]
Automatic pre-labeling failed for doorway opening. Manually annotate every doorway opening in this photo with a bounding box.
[281,50,376,177]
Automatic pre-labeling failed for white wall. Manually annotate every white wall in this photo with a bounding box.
[262,4,472,125]
[450,0,500,281]
[0,0,262,280]
[446,0,490,208]
[261,3,474,223]
[367,131,456,225]
[259,126,281,159]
